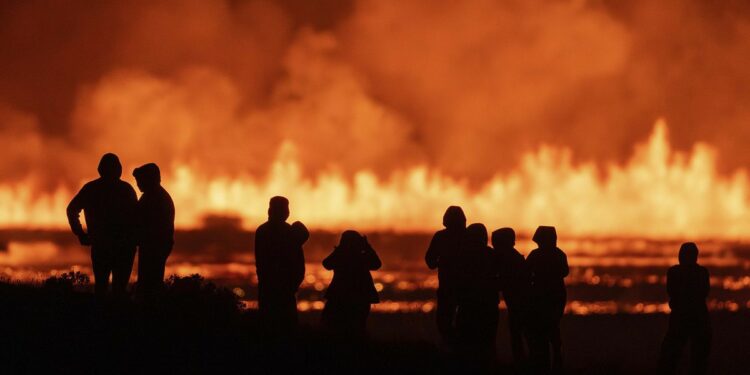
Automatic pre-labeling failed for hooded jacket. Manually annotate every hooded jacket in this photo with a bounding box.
[67,154,137,245]
[133,163,175,248]
[526,226,569,297]
[425,206,467,291]
[323,231,381,304]
[667,242,709,315]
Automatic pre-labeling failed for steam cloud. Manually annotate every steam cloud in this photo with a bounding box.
[2,0,750,188]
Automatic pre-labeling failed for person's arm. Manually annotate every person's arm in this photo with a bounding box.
[125,186,138,247]
[699,267,710,300]
[492,250,504,290]
[363,237,382,271]
[558,250,570,278]
[66,186,90,245]
[292,242,305,292]
[425,233,441,269]
[520,256,531,287]
[525,251,536,278]
[167,194,175,248]
[322,247,340,270]
[156,192,176,248]
[254,228,268,280]
[666,267,677,300]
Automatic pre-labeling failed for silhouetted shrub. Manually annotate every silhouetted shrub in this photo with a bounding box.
[42,271,89,293]
[161,274,242,323]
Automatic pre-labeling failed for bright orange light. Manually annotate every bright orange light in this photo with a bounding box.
[0,120,748,238]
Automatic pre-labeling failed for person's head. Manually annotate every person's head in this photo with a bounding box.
[97,153,122,180]
[132,163,161,192]
[338,230,364,251]
[532,226,557,248]
[492,227,515,249]
[443,206,467,230]
[678,242,699,265]
[291,221,309,246]
[268,196,290,222]
[466,223,488,247]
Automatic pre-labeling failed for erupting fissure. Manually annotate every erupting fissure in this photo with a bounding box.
[0,120,748,238]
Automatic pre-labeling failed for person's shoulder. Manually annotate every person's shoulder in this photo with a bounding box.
[697,264,709,275]
[256,221,270,232]
[432,229,449,238]
[115,179,136,194]
[81,178,102,190]
[157,186,174,203]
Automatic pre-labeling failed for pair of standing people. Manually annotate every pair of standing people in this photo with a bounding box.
[425,206,569,372]
[67,153,175,299]
[254,197,381,337]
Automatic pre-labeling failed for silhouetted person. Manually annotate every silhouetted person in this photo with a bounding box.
[67,153,137,299]
[455,223,500,370]
[254,196,307,334]
[425,206,467,346]
[133,163,175,299]
[658,242,711,375]
[493,227,531,367]
[526,226,568,374]
[321,230,381,337]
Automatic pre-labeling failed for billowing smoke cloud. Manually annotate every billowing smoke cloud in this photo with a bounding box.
[339,0,631,179]
[2,0,750,187]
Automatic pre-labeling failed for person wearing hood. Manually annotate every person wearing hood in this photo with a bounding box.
[321,230,381,337]
[658,242,711,375]
[425,206,467,345]
[492,227,531,367]
[132,163,175,299]
[526,225,568,373]
[455,223,501,370]
[254,196,308,335]
[67,153,138,299]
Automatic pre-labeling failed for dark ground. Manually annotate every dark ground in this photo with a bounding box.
[0,276,748,374]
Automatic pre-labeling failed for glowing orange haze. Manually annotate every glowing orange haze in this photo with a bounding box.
[1,119,748,238]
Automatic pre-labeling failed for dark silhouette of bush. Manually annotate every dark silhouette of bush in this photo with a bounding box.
[0,273,460,373]
[157,274,243,324]
[42,271,90,293]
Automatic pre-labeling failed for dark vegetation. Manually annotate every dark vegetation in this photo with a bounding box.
[0,273,450,374]
[0,274,749,373]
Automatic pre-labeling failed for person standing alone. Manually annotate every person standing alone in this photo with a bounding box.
[659,242,711,375]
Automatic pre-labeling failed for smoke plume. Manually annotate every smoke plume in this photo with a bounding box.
[2,0,750,186]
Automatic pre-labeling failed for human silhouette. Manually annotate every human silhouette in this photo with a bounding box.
[425,206,467,346]
[658,242,711,375]
[132,163,175,299]
[321,230,381,337]
[492,227,530,367]
[67,153,137,299]
[526,226,568,373]
[455,223,500,370]
[254,196,307,334]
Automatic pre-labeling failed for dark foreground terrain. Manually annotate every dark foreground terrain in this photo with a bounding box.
[0,275,748,374]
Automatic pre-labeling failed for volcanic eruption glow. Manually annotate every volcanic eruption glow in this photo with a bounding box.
[3,1,750,239]
[1,119,748,238]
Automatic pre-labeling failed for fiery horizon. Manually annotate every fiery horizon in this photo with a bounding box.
[3,1,750,239]
[1,119,748,239]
